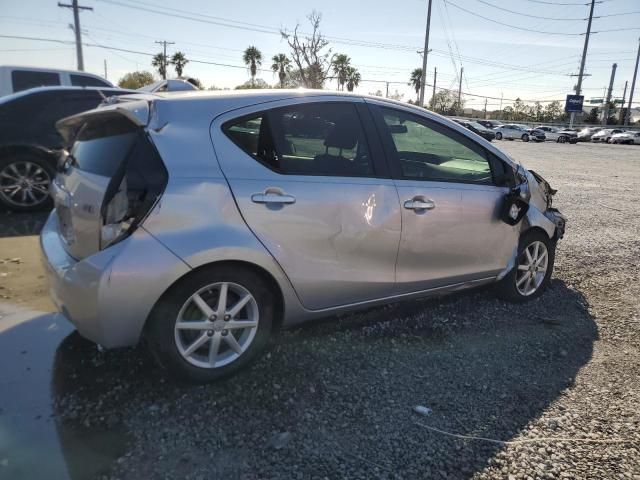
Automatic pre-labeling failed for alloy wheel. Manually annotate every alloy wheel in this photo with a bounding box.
[174,282,259,369]
[515,240,549,296]
[0,160,51,208]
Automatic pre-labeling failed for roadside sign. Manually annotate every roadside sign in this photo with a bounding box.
[589,98,604,104]
[565,94,584,112]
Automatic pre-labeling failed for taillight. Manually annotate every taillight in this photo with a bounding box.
[99,133,167,249]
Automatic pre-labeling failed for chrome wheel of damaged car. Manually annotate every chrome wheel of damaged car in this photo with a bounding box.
[175,282,259,369]
[0,160,51,209]
[515,240,548,296]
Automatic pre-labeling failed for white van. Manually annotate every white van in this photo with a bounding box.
[0,65,113,97]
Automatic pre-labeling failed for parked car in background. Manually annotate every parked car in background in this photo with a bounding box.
[534,126,578,143]
[41,90,566,382]
[475,119,503,130]
[576,127,602,142]
[495,124,545,142]
[0,86,133,211]
[453,119,496,141]
[591,128,624,143]
[596,128,624,143]
[138,78,199,93]
[610,131,640,145]
[0,65,113,97]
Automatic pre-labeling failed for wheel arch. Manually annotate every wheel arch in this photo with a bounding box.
[143,259,286,337]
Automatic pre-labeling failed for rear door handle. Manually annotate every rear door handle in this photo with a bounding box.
[251,188,296,205]
[404,199,436,210]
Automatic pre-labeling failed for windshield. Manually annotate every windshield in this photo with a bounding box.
[468,121,489,131]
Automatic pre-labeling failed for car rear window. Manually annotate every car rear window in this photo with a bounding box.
[70,116,138,177]
[12,70,61,92]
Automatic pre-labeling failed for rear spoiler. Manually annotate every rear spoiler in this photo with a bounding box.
[56,99,151,144]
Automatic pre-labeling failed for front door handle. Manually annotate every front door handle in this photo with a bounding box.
[404,198,436,210]
[251,188,296,205]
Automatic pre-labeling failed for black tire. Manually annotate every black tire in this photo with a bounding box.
[146,265,275,383]
[495,230,555,303]
[522,134,530,142]
[495,132,502,140]
[558,136,566,144]
[0,152,55,212]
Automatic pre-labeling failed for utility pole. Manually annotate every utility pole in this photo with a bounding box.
[103,59,107,80]
[418,0,433,107]
[499,92,503,119]
[602,63,617,126]
[431,67,437,108]
[457,66,463,115]
[58,0,93,71]
[570,0,596,128]
[619,80,628,125]
[484,98,488,119]
[385,82,389,99]
[155,40,175,80]
[624,37,640,126]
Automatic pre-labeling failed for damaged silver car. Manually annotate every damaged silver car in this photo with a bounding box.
[40,90,566,383]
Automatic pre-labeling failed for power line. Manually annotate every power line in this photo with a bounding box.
[472,0,586,20]
[443,0,584,35]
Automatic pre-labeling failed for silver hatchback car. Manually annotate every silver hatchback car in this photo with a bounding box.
[41,90,566,383]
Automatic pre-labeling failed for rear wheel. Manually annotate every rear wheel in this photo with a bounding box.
[496,230,555,303]
[495,132,503,140]
[0,153,54,211]
[146,265,275,383]
[522,134,530,142]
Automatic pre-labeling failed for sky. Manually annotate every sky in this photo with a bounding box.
[1,0,639,110]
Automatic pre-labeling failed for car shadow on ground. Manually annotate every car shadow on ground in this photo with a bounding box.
[1,279,597,479]
[0,208,49,238]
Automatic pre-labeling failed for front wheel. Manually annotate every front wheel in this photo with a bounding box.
[495,132,503,140]
[522,134,530,142]
[495,230,555,303]
[146,265,275,383]
[558,136,566,144]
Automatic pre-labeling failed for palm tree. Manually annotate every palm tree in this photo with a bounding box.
[332,54,351,91]
[152,52,167,79]
[345,67,361,92]
[171,51,189,77]
[409,68,423,104]
[271,53,291,88]
[243,46,263,86]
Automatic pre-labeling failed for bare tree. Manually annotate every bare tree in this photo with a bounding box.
[281,11,333,89]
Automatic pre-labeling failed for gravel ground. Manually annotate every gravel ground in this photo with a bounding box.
[1,141,639,479]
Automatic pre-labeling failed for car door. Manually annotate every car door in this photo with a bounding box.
[367,102,519,293]
[212,98,401,310]
[505,125,517,139]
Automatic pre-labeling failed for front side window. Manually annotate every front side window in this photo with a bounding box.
[11,70,60,92]
[224,102,373,177]
[379,107,493,184]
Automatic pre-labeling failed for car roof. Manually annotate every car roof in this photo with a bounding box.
[109,88,441,124]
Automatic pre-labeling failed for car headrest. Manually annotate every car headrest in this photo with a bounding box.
[324,117,358,150]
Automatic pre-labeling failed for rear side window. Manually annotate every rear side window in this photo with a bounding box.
[224,103,373,177]
[70,117,138,177]
[11,70,61,92]
[70,74,111,87]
